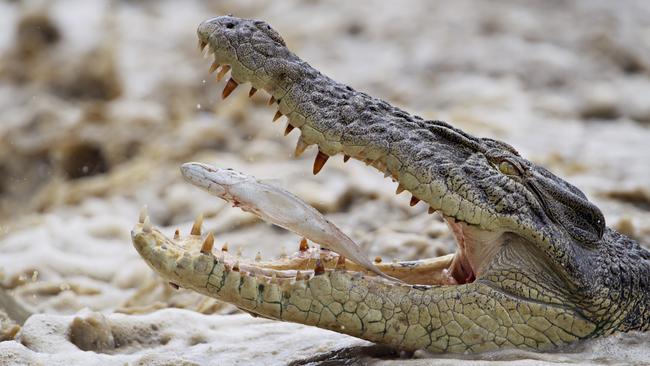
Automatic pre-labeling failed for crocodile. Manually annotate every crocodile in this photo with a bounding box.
[131,16,650,353]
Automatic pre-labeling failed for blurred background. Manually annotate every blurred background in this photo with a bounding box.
[0,0,649,364]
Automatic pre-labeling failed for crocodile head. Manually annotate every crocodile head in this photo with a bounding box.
[131,16,649,353]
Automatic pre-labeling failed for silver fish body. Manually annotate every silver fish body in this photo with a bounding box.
[180,162,397,281]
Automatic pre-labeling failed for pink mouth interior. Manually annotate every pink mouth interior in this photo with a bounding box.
[445,217,477,285]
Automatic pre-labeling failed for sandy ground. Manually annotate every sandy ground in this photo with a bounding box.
[0,0,649,365]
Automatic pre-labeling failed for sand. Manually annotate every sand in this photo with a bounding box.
[0,0,649,365]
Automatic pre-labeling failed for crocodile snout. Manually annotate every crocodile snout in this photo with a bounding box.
[197,15,240,40]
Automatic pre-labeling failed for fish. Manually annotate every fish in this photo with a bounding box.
[180,162,400,282]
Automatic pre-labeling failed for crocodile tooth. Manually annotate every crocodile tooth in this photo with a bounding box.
[336,255,346,269]
[201,232,214,254]
[314,259,325,276]
[190,213,203,235]
[295,270,303,281]
[208,60,219,74]
[232,261,240,272]
[221,243,229,252]
[271,273,278,284]
[284,124,294,136]
[236,246,242,258]
[395,184,405,195]
[198,39,207,51]
[216,65,230,82]
[294,137,309,157]
[173,229,180,240]
[428,207,435,214]
[268,96,276,105]
[313,150,329,175]
[249,87,257,97]
[410,196,420,206]
[273,110,283,122]
[255,251,262,262]
[299,238,309,252]
[169,282,180,290]
[343,155,350,163]
[222,78,238,99]
[143,215,152,233]
[138,205,148,223]
[374,256,382,263]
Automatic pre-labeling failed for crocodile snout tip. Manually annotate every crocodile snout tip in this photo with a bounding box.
[197,15,241,39]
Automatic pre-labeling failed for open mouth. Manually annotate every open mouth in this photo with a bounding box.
[149,32,504,289]
[137,42,496,289]
[135,209,479,287]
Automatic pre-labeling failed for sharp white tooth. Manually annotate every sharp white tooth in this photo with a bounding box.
[139,205,148,223]
[294,137,309,157]
[190,213,203,236]
[201,232,215,254]
[209,60,219,74]
[203,46,213,58]
[143,216,152,233]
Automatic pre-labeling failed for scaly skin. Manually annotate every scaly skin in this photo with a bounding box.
[131,16,650,353]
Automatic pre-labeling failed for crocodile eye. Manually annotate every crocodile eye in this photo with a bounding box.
[498,161,519,177]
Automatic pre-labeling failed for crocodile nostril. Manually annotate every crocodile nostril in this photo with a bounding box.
[225,22,235,29]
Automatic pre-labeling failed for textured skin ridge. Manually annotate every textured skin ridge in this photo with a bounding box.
[131,16,649,354]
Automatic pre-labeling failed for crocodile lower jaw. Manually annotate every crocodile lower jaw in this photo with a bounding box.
[132,206,504,287]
